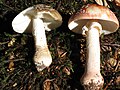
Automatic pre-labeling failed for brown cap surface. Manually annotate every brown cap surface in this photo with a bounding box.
[68,4,119,34]
[12,4,62,33]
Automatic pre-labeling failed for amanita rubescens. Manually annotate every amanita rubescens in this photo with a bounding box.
[12,4,62,72]
[68,4,119,90]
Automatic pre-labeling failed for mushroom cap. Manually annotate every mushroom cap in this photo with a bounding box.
[68,4,119,34]
[12,4,62,33]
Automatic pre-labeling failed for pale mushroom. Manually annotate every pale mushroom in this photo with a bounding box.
[68,4,119,90]
[12,4,62,72]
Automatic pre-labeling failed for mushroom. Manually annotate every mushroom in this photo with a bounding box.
[12,4,62,72]
[68,4,119,90]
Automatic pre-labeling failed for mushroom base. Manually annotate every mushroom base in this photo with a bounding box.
[34,45,52,72]
[81,73,104,90]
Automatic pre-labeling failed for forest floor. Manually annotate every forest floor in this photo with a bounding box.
[0,0,120,90]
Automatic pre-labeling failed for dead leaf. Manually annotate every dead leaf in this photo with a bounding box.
[53,83,60,90]
[103,0,109,7]
[116,76,120,85]
[107,58,117,67]
[8,38,16,47]
[8,52,15,72]
[115,0,120,6]
[95,0,103,5]
[8,61,14,71]
[82,0,87,3]
[62,67,71,75]
[43,79,51,90]
[95,0,109,7]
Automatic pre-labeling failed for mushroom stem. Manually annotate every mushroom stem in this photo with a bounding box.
[32,18,52,72]
[81,21,104,90]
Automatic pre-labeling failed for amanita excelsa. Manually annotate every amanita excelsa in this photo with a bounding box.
[12,4,62,72]
[68,4,119,90]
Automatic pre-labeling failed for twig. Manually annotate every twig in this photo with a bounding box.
[104,57,120,90]
[103,43,120,47]
[0,2,16,11]
[115,60,120,72]
[104,78,114,90]
[56,0,62,10]
[3,58,25,63]
[0,41,9,45]
[60,52,67,58]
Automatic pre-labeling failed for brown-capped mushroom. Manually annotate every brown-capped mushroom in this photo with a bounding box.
[68,4,119,90]
[12,4,62,72]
